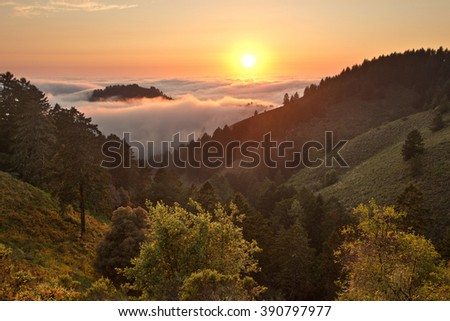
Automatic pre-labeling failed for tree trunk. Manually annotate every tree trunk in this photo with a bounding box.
[79,182,86,236]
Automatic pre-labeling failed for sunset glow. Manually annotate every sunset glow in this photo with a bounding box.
[0,1,449,78]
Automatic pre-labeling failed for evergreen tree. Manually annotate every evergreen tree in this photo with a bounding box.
[271,223,315,300]
[0,72,19,156]
[402,129,424,161]
[395,183,431,236]
[195,181,220,212]
[283,93,290,106]
[50,105,110,236]
[148,168,185,205]
[11,98,56,188]
[0,73,56,183]
[232,193,273,294]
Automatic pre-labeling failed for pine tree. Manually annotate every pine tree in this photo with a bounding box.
[195,181,220,212]
[271,223,315,300]
[11,96,56,188]
[402,129,424,161]
[50,105,109,236]
[149,168,185,205]
[283,93,290,106]
[395,183,431,236]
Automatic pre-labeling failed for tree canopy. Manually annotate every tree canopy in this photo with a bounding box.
[336,200,450,300]
[124,200,264,300]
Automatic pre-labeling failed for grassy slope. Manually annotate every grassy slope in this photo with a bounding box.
[288,109,450,222]
[0,171,108,286]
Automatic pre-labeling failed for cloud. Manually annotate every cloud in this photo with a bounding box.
[1,0,137,17]
[33,77,314,152]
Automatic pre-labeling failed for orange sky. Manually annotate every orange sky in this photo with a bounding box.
[1,0,449,79]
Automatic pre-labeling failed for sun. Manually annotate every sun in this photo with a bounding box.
[241,54,256,68]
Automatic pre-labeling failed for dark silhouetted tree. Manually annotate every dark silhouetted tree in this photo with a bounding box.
[195,181,220,212]
[50,105,110,236]
[148,168,185,205]
[0,73,56,186]
[402,129,424,161]
[95,206,148,284]
[395,183,431,236]
[271,223,315,300]
[283,93,290,106]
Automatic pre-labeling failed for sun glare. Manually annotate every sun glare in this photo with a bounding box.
[226,42,270,78]
[241,54,256,68]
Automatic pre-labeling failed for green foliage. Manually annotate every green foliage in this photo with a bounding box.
[10,97,56,189]
[179,269,265,301]
[83,277,126,300]
[271,223,315,300]
[0,243,82,300]
[395,183,431,236]
[50,105,111,235]
[124,200,262,300]
[0,243,15,299]
[232,193,274,292]
[95,206,148,284]
[290,110,450,251]
[0,73,56,188]
[336,200,449,300]
[194,181,220,212]
[418,263,450,300]
[402,129,424,161]
[148,169,186,205]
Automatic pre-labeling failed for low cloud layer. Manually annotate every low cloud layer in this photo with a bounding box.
[32,77,313,146]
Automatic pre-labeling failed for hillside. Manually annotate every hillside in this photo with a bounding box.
[207,49,450,147]
[0,171,108,299]
[288,108,450,241]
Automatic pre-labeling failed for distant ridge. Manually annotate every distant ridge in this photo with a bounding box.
[89,83,172,101]
[206,48,450,143]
